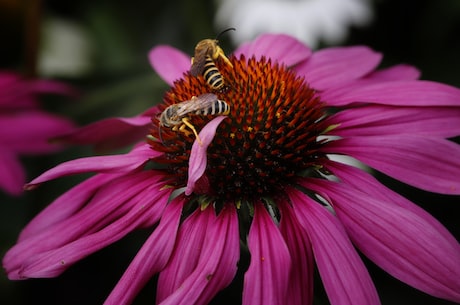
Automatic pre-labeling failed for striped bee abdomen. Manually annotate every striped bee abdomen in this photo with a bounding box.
[203,56,225,90]
[195,99,230,116]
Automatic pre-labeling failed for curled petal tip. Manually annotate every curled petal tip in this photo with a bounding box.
[23,183,39,191]
[185,116,227,195]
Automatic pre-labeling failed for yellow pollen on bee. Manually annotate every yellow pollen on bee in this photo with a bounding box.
[172,118,203,145]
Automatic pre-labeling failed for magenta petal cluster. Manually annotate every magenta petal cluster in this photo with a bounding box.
[3,34,460,305]
[0,71,75,196]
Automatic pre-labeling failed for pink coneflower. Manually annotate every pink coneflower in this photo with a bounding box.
[0,71,75,196]
[3,34,460,305]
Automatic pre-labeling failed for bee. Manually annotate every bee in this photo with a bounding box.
[159,93,230,145]
[191,28,235,91]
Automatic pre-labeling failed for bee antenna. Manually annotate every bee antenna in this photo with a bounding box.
[216,27,236,40]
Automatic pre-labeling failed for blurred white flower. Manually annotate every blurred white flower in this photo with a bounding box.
[215,0,373,48]
[38,17,92,77]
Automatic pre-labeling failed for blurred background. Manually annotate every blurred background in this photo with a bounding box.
[0,0,459,304]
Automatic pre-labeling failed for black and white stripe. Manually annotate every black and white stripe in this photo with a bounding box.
[203,56,225,90]
[195,99,230,116]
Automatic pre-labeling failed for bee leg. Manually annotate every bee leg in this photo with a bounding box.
[215,46,233,68]
[173,124,191,137]
[172,125,189,139]
[181,117,202,145]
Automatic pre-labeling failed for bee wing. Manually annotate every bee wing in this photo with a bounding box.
[194,93,219,108]
[190,48,209,76]
[191,40,216,76]
[175,93,218,117]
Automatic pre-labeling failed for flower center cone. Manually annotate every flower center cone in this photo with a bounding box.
[150,55,330,202]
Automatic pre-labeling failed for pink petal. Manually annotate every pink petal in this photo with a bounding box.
[328,105,460,138]
[19,173,122,240]
[6,172,171,279]
[148,45,191,86]
[324,135,460,194]
[0,74,36,108]
[234,33,312,67]
[288,187,380,305]
[0,72,78,107]
[54,115,153,152]
[295,46,382,90]
[158,206,239,305]
[0,71,20,87]
[4,171,169,277]
[326,160,457,234]
[0,112,75,154]
[29,78,79,97]
[304,179,460,302]
[278,200,314,305]
[326,161,457,256]
[185,116,227,195]
[156,209,209,302]
[321,80,460,107]
[242,202,291,305]
[324,160,460,253]
[0,72,25,98]
[104,197,184,305]
[25,144,157,189]
[364,64,421,81]
[0,150,25,196]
